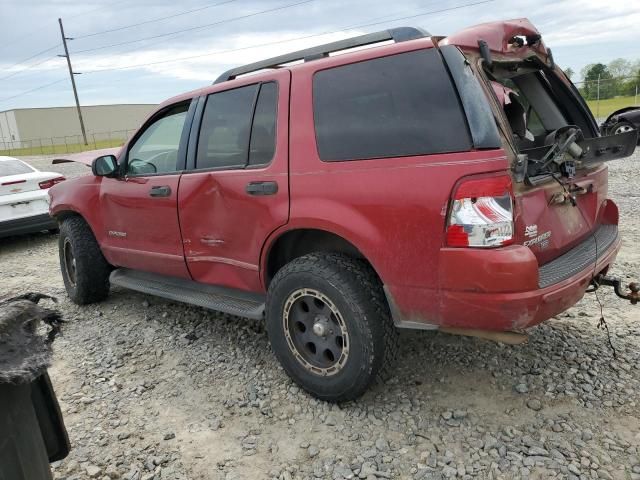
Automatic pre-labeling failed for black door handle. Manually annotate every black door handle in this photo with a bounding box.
[149,185,171,197]
[246,181,278,196]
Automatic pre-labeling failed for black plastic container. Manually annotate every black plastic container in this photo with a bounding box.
[0,372,69,479]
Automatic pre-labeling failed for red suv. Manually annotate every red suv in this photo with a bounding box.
[50,19,637,401]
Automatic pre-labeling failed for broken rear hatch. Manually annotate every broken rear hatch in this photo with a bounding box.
[440,18,637,277]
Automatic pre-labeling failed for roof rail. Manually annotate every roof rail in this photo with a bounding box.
[213,26,430,84]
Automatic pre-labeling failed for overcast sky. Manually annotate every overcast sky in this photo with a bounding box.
[1,0,639,111]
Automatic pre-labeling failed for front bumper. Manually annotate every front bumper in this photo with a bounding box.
[0,213,57,238]
[386,224,621,331]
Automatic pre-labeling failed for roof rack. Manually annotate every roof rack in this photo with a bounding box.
[213,26,430,84]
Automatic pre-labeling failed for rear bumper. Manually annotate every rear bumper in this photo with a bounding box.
[0,213,57,238]
[386,224,621,331]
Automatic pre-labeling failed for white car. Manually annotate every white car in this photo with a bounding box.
[0,156,65,238]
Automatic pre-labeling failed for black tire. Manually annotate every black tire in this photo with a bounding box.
[58,216,111,304]
[265,253,398,402]
[610,121,635,136]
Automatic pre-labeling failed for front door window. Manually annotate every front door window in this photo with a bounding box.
[127,103,189,175]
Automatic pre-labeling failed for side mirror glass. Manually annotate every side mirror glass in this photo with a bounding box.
[92,155,118,177]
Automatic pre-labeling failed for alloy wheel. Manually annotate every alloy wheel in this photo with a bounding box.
[282,288,349,376]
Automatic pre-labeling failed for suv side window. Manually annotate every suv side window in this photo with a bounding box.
[313,49,472,161]
[127,103,189,175]
[249,82,278,166]
[196,82,278,170]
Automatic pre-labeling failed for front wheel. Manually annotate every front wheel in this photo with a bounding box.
[265,253,398,402]
[58,216,111,304]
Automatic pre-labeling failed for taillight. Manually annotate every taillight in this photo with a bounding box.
[446,174,514,248]
[39,176,66,189]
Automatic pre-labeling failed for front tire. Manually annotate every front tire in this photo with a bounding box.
[265,253,398,402]
[58,217,111,304]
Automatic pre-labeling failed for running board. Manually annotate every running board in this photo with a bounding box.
[109,268,265,320]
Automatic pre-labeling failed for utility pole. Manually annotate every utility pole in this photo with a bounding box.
[58,18,87,145]
[595,74,601,120]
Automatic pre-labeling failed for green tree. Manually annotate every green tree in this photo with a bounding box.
[581,63,614,100]
[607,58,632,78]
[607,59,632,96]
[564,67,574,80]
[623,67,640,97]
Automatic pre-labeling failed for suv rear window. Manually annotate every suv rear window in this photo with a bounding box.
[313,49,472,161]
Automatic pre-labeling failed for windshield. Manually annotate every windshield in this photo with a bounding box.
[0,159,34,176]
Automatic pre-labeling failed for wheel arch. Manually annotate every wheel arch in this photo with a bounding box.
[52,208,84,223]
[262,227,385,289]
[53,209,106,257]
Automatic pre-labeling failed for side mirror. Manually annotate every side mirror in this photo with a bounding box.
[92,155,118,177]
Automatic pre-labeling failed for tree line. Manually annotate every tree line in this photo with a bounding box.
[563,59,640,100]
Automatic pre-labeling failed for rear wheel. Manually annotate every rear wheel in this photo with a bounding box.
[612,121,635,135]
[265,253,398,402]
[58,217,111,304]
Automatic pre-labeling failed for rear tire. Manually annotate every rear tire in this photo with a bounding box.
[58,217,111,304]
[611,121,635,136]
[265,253,397,402]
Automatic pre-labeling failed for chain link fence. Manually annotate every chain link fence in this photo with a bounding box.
[0,129,136,156]
[573,75,639,119]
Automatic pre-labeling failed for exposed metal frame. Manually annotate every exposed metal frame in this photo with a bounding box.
[214,26,430,84]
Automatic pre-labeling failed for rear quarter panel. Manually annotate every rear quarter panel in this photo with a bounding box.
[286,48,510,291]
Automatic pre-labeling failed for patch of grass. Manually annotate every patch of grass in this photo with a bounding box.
[585,95,639,119]
[0,138,125,157]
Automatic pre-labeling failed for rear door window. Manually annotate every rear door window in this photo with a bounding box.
[249,82,278,166]
[313,49,472,161]
[196,82,278,170]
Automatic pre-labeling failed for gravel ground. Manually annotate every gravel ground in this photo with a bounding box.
[1,153,639,480]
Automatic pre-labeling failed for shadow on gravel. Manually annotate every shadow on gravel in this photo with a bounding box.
[0,231,58,253]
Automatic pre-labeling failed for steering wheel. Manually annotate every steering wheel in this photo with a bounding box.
[128,159,157,175]
[540,126,584,165]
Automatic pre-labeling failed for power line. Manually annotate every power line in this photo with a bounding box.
[81,0,495,75]
[74,0,240,39]
[65,0,132,20]
[0,0,131,55]
[77,0,442,67]
[0,0,494,107]
[0,55,62,82]
[0,78,67,105]
[72,0,315,54]
[1,44,60,75]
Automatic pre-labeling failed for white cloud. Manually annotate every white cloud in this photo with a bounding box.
[2,0,640,108]
[71,29,366,81]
